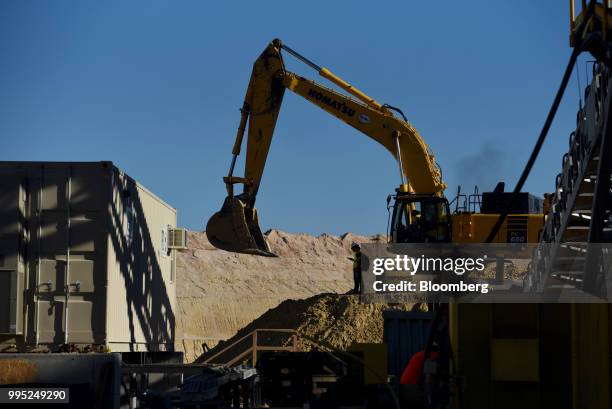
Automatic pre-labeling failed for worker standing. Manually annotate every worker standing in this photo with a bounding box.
[350,242,362,294]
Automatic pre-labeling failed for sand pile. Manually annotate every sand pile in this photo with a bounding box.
[0,360,37,385]
[175,230,386,362]
[196,293,414,364]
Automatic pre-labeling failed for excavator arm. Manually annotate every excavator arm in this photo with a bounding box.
[206,39,447,255]
[281,72,445,195]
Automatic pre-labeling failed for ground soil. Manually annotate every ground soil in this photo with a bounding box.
[194,293,415,364]
[175,230,388,362]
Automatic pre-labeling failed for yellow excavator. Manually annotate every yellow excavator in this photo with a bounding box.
[206,39,543,255]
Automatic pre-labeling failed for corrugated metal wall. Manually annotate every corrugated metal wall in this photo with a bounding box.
[0,168,27,335]
[106,169,177,351]
[383,310,433,377]
[0,162,177,353]
[34,164,109,345]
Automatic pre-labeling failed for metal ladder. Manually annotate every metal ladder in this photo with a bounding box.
[524,3,612,297]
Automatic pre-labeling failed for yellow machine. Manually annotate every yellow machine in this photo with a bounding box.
[451,183,544,244]
[206,39,543,254]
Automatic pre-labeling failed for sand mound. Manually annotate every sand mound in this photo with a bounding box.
[0,360,37,385]
[196,293,414,364]
[175,230,386,362]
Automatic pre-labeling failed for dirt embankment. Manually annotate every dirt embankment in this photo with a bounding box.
[175,230,386,362]
[195,293,414,364]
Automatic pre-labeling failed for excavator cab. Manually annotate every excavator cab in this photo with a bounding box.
[390,194,452,243]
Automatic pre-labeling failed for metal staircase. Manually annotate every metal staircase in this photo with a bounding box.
[524,2,612,299]
[198,329,298,367]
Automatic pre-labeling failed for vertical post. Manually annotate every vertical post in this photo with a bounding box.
[570,0,575,33]
[584,83,612,294]
[252,331,258,366]
[393,131,408,192]
[570,304,578,409]
[455,185,461,213]
[226,104,250,197]
[129,373,138,409]
[64,167,71,345]
[604,0,609,41]
[495,256,505,285]
[35,166,43,346]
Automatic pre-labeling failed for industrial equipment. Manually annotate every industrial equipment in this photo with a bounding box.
[523,2,612,295]
[0,161,181,353]
[205,39,449,256]
[205,3,612,405]
[205,39,544,256]
[451,2,612,407]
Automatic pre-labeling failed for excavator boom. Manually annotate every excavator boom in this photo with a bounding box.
[280,72,445,194]
[205,41,286,256]
[206,39,447,255]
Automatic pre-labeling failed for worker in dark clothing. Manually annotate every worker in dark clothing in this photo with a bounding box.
[350,242,362,294]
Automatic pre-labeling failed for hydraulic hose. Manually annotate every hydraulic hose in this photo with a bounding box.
[485,45,582,243]
[485,0,595,243]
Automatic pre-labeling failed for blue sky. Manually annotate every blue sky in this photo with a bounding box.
[0,1,591,235]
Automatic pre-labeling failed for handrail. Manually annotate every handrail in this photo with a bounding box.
[202,328,298,366]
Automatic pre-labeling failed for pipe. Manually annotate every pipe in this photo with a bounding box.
[280,42,386,112]
[231,104,249,156]
[393,131,409,192]
[226,105,250,197]
[279,42,321,71]
[64,167,72,345]
[604,0,609,42]
[35,166,43,346]
[570,0,575,33]
[318,67,385,111]
[485,45,582,243]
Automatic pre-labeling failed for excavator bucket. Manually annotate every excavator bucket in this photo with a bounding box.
[205,196,276,257]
